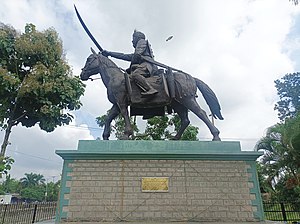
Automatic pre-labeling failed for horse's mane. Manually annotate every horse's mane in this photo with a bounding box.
[97,54,119,69]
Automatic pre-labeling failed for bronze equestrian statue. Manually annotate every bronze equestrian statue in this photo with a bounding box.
[75,5,224,141]
[102,30,158,97]
[80,47,223,141]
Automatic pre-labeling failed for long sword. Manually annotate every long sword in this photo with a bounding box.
[74,5,187,74]
[141,56,188,74]
[74,4,103,52]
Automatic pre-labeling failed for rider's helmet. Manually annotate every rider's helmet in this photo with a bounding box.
[133,29,145,39]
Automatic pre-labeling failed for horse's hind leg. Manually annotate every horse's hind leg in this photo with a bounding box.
[118,104,133,140]
[183,98,221,141]
[103,104,120,140]
[171,101,190,140]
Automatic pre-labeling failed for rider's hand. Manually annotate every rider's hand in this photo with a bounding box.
[102,50,110,57]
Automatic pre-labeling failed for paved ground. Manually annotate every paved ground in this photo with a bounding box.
[36,220,55,224]
[35,220,284,224]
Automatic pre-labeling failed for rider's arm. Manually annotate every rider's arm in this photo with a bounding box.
[103,50,133,62]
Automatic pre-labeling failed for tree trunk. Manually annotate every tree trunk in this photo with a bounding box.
[1,121,13,157]
[0,77,25,157]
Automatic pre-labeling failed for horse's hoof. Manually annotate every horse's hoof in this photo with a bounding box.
[170,135,180,140]
[102,133,110,140]
[212,136,221,141]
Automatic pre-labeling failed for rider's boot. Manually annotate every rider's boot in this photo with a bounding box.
[133,75,158,97]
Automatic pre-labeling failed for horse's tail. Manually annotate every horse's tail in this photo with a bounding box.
[194,78,224,120]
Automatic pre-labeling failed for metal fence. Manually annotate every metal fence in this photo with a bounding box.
[1,201,299,223]
[0,202,56,224]
[263,201,300,223]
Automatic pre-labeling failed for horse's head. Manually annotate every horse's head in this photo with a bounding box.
[80,48,101,81]
[80,48,120,81]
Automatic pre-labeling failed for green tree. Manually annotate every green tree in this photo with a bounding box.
[96,113,139,140]
[256,163,274,196]
[257,71,300,201]
[20,173,45,188]
[256,113,300,201]
[274,174,300,205]
[274,72,300,121]
[142,116,170,140]
[1,174,21,193]
[0,156,14,178]
[169,115,199,141]
[0,173,61,202]
[20,186,45,202]
[0,23,85,156]
[45,180,60,202]
[283,113,300,157]
[256,124,288,193]
[140,115,199,140]
[97,112,199,140]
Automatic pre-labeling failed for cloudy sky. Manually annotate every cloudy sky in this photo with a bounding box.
[1,0,300,180]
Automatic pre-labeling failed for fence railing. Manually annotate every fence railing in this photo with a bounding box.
[0,201,299,223]
[263,201,300,223]
[0,202,56,224]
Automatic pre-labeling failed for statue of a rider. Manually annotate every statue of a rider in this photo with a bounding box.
[102,30,158,97]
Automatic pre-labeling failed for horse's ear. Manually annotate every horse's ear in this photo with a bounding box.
[90,47,97,55]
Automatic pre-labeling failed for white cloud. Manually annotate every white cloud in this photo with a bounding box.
[2,115,93,179]
[1,0,300,179]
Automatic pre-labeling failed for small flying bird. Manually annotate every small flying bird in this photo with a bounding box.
[166,35,173,41]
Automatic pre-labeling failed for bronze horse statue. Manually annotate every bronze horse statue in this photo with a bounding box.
[80,49,223,141]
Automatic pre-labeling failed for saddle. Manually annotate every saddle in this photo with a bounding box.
[125,69,175,119]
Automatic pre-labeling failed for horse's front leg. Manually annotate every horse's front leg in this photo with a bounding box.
[118,104,133,140]
[102,104,120,140]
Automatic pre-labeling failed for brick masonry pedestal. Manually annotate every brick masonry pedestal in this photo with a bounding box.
[56,140,264,223]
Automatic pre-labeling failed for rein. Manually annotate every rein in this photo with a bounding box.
[87,55,127,81]
[89,77,101,81]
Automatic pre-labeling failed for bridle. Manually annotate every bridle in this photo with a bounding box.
[81,54,101,81]
[81,53,127,81]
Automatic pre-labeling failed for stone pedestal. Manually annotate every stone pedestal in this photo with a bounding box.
[56,140,264,223]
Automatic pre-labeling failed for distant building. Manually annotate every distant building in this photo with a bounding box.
[0,194,12,204]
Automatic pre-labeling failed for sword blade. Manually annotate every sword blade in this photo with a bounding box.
[141,56,186,74]
[74,4,103,52]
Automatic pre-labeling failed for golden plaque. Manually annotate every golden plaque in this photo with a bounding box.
[141,177,169,192]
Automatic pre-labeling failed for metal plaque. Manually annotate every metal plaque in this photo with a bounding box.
[141,177,169,192]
